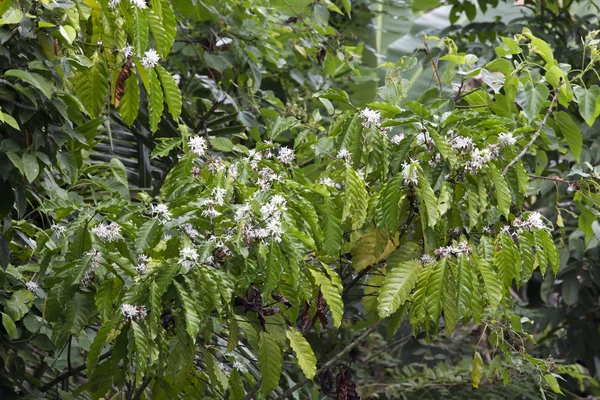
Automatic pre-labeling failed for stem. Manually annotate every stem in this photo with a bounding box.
[131,377,152,400]
[243,378,261,400]
[40,350,113,392]
[502,80,562,176]
[276,319,384,399]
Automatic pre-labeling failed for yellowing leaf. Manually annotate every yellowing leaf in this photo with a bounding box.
[286,328,317,379]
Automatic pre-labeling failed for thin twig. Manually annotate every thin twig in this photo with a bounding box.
[243,378,261,400]
[527,174,574,185]
[280,0,336,52]
[423,38,442,93]
[131,377,152,400]
[40,350,113,392]
[502,80,562,176]
[276,319,384,399]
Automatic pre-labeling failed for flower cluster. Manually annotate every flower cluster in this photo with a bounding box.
[91,222,122,243]
[51,224,66,238]
[278,147,295,165]
[391,133,405,145]
[121,304,147,321]
[466,147,497,173]
[513,212,547,231]
[130,0,147,8]
[401,161,419,185]
[141,49,159,68]
[247,149,262,170]
[136,255,148,274]
[416,131,434,147]
[81,250,103,286]
[259,195,287,243]
[150,203,172,224]
[181,223,200,238]
[434,241,472,259]
[359,108,381,129]
[319,177,335,187]
[337,148,351,163]
[108,0,120,8]
[121,44,134,58]
[26,281,38,293]
[498,132,517,147]
[207,157,226,173]
[419,254,435,265]
[178,246,199,270]
[256,167,282,192]
[189,136,208,157]
[450,135,474,151]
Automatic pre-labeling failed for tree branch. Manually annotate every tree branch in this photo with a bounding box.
[502,80,562,176]
[40,350,113,392]
[243,378,261,400]
[276,319,384,399]
[131,377,153,400]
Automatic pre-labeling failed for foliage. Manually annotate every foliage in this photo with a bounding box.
[1,0,600,399]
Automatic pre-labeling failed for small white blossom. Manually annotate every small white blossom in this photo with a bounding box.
[212,187,227,206]
[416,132,434,146]
[419,254,435,264]
[150,203,172,224]
[178,246,199,270]
[319,177,335,187]
[91,222,122,243]
[498,132,517,146]
[202,207,221,219]
[141,49,159,68]
[136,255,148,274]
[526,212,546,230]
[247,149,262,170]
[130,0,147,9]
[228,163,238,179]
[401,162,419,185]
[451,136,474,151]
[108,0,120,8]
[337,148,351,162]
[172,74,181,86]
[121,44,134,58]
[189,136,207,157]
[235,203,253,222]
[232,361,246,372]
[51,224,66,238]
[391,134,404,145]
[359,108,381,128]
[181,223,200,238]
[207,158,226,173]
[278,147,295,165]
[467,147,494,173]
[26,281,38,293]
[121,304,147,321]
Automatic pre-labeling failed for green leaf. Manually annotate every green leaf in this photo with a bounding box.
[341,0,351,16]
[209,137,234,152]
[175,282,201,341]
[258,331,283,396]
[160,0,177,55]
[443,266,458,336]
[145,9,167,57]
[518,231,536,282]
[574,85,600,126]
[74,53,108,118]
[351,228,391,272]
[322,196,343,257]
[425,258,446,323]
[4,70,52,98]
[494,233,521,288]
[466,182,479,229]
[119,74,140,126]
[65,292,92,334]
[343,166,368,229]
[5,289,34,321]
[95,278,115,323]
[455,254,474,318]
[475,254,503,311]
[148,68,164,133]
[472,351,484,388]
[418,170,439,228]
[544,374,563,394]
[409,260,433,325]
[152,138,181,157]
[309,267,343,328]
[204,350,229,392]
[535,229,558,275]
[489,163,511,218]
[554,111,582,162]
[380,174,403,234]
[132,8,149,56]
[336,113,362,165]
[130,321,149,383]
[377,260,421,318]
[148,282,161,340]
[286,327,317,379]
[521,81,549,122]
[22,153,39,183]
[313,87,349,103]
[429,131,457,166]
[87,316,119,377]
[156,65,182,120]
[135,219,161,251]
[2,313,16,340]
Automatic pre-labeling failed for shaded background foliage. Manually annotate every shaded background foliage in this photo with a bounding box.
[1,0,600,399]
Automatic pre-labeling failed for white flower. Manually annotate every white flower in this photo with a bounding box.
[498,132,517,146]
[26,281,38,293]
[207,158,226,173]
[121,44,134,58]
[181,223,200,238]
[189,136,207,157]
[172,74,181,86]
[337,148,351,162]
[359,108,381,128]
[108,0,120,8]
[526,212,546,230]
[178,246,199,270]
[259,195,287,242]
[51,224,66,238]
[202,207,221,219]
[467,147,494,172]
[319,177,335,187]
[278,147,295,165]
[235,203,253,222]
[141,49,160,68]
[130,0,147,9]
[401,162,419,185]
[136,255,148,274]
[232,361,246,372]
[451,136,474,151]
[391,134,404,145]
[228,163,238,179]
[91,222,122,243]
[247,149,262,170]
[121,304,147,320]
[419,254,435,264]
[416,132,433,146]
[150,203,172,224]
[212,187,227,206]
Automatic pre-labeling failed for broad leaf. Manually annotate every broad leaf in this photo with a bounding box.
[258,331,282,396]
[286,328,317,379]
[377,260,421,318]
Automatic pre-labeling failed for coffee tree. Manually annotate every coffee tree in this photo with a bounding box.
[1,0,599,398]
